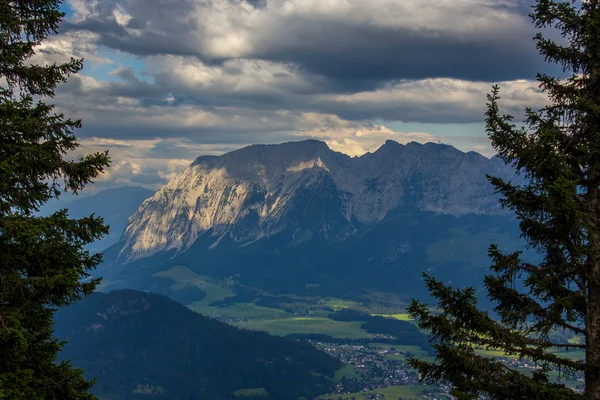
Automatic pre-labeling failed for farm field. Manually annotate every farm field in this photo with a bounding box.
[155,265,378,338]
[474,346,585,361]
[148,265,586,398]
[153,265,585,365]
[234,317,370,338]
[370,343,430,359]
[154,265,236,316]
[373,313,413,321]
[318,297,362,311]
[191,301,290,320]
[333,364,361,381]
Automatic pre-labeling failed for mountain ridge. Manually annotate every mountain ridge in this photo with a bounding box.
[116,140,515,264]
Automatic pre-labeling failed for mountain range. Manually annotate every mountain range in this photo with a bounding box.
[117,140,514,262]
[97,140,527,301]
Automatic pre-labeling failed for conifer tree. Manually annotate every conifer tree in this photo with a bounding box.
[0,1,109,399]
[409,1,600,399]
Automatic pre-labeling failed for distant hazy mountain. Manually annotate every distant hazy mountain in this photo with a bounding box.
[40,186,154,253]
[100,140,527,299]
[54,290,340,400]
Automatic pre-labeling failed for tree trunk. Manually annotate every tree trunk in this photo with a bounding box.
[587,184,600,399]
[587,272,600,399]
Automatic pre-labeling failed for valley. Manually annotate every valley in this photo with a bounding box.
[63,141,583,399]
[6,0,597,397]
[100,264,582,400]
[127,265,409,339]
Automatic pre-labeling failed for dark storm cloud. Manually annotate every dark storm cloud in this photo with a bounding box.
[63,0,561,89]
[253,16,551,85]
[146,140,249,159]
[77,121,308,143]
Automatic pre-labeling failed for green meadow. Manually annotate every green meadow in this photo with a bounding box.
[333,364,361,382]
[154,265,235,304]
[154,265,236,316]
[154,265,376,338]
[318,297,361,311]
[234,317,370,338]
[373,313,413,321]
[191,302,290,320]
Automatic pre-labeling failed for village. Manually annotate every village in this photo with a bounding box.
[312,341,585,400]
[312,341,454,399]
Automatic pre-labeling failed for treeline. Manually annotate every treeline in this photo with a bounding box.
[287,332,433,353]
[214,290,329,316]
[54,290,341,400]
[327,309,432,350]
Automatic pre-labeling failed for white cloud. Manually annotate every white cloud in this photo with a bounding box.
[30,31,112,66]
[149,56,321,97]
[180,0,530,59]
[37,0,548,189]
[74,138,244,191]
[321,78,549,121]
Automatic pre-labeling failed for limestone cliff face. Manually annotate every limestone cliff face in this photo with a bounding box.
[118,140,516,263]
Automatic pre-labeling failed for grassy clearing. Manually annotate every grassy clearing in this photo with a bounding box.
[154,266,234,302]
[474,348,518,358]
[154,265,204,283]
[474,346,585,361]
[191,302,290,320]
[155,269,369,338]
[234,317,369,338]
[155,265,236,313]
[373,313,413,321]
[568,335,584,345]
[551,350,585,361]
[318,297,361,311]
[368,344,430,362]
[233,388,269,397]
[334,364,361,382]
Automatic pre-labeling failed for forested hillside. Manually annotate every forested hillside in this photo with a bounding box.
[54,290,341,400]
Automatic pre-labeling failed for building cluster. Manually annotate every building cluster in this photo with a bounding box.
[312,342,454,399]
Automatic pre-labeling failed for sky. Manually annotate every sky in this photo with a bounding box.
[32,0,558,191]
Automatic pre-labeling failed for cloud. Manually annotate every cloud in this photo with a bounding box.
[63,0,552,86]
[72,128,438,189]
[318,78,549,122]
[54,68,548,132]
[29,30,112,66]
[74,137,244,191]
[72,126,494,191]
[21,0,563,190]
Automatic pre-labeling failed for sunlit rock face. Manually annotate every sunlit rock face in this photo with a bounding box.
[118,140,515,263]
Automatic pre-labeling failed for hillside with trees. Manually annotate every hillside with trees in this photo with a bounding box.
[54,290,342,400]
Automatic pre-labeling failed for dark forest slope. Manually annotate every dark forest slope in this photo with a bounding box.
[55,290,341,400]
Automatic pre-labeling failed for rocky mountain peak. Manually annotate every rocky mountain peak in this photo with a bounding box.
[117,140,515,263]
